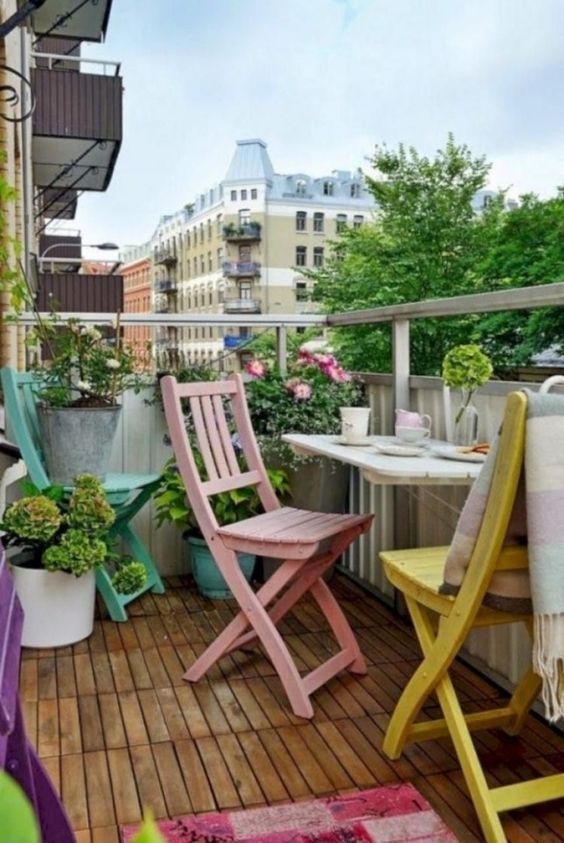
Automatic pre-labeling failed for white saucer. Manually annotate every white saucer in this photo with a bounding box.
[374,443,426,457]
[433,445,488,463]
[333,435,372,446]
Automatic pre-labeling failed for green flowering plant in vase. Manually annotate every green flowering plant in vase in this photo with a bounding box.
[442,344,493,444]
[1,474,146,593]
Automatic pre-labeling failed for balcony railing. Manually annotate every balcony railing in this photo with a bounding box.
[223,297,261,314]
[222,261,261,277]
[154,248,178,267]
[223,222,262,242]
[155,278,176,293]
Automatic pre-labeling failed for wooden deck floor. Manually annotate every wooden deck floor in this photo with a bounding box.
[20,573,564,842]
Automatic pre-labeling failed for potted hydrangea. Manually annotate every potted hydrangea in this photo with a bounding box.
[442,344,493,445]
[1,474,147,647]
[26,313,141,484]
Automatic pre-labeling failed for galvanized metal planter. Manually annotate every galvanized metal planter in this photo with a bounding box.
[37,404,121,485]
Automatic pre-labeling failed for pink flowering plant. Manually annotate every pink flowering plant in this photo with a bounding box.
[243,348,364,446]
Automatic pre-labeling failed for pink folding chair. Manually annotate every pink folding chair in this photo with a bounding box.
[161,373,373,718]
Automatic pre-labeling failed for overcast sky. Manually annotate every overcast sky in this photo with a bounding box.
[67,0,564,253]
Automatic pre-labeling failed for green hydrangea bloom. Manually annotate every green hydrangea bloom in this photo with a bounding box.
[1,496,61,543]
[442,344,493,391]
[112,562,147,595]
[43,529,107,576]
[67,475,115,535]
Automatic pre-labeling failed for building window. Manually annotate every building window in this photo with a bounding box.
[296,281,309,301]
[353,215,364,228]
[296,211,307,232]
[350,183,361,198]
[218,288,224,304]
[230,190,237,201]
[336,213,347,233]
[239,209,251,226]
[199,223,204,243]
[185,231,190,248]
[296,179,307,196]
[323,181,334,196]
[193,257,197,275]
[313,212,324,233]
[313,246,324,268]
[207,219,212,240]
[200,256,205,274]
[216,213,222,234]
[241,189,247,201]
[296,246,307,267]
[251,188,257,200]
[217,247,223,269]
[208,252,213,271]
[239,281,252,299]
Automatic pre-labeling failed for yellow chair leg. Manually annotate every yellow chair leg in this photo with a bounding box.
[504,620,541,736]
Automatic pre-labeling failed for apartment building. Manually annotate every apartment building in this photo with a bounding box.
[0,0,123,366]
[121,242,152,370]
[147,139,376,370]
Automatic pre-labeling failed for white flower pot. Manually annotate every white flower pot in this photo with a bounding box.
[10,561,96,648]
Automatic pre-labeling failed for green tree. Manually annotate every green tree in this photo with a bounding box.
[311,135,503,374]
[473,190,564,370]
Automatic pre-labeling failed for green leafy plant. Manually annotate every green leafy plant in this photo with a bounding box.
[26,313,142,408]
[442,344,493,391]
[1,475,146,593]
[154,455,290,537]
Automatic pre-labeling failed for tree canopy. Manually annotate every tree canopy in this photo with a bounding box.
[309,136,563,375]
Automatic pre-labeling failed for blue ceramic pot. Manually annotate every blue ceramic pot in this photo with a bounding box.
[187,536,255,599]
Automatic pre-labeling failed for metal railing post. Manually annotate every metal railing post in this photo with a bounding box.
[276,325,288,375]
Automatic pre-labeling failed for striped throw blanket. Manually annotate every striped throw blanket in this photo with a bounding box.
[441,390,564,722]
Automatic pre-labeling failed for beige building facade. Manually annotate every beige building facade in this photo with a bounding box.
[143,139,376,370]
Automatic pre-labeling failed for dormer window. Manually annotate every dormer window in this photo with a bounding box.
[323,181,334,196]
[350,183,361,198]
[296,179,307,196]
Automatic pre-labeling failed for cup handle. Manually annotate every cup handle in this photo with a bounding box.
[422,415,432,429]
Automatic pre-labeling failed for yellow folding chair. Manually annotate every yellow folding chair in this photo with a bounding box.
[380,391,564,843]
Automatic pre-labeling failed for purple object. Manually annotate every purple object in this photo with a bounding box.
[0,546,75,842]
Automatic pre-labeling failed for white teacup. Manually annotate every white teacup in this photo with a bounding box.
[395,425,430,444]
[340,407,371,443]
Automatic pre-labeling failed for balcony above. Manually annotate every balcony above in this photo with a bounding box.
[155,278,177,293]
[31,59,122,194]
[223,297,261,314]
[223,260,261,277]
[28,0,114,43]
[37,187,78,220]
[223,222,262,242]
[39,233,82,272]
[154,247,178,267]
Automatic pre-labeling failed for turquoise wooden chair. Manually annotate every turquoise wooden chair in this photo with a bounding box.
[1,367,165,621]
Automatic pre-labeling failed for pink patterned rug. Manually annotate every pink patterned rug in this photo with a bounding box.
[122,783,458,842]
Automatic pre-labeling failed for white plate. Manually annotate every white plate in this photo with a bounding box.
[333,435,372,446]
[433,445,488,463]
[373,443,426,457]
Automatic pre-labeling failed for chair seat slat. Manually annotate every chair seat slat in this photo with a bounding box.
[218,507,370,544]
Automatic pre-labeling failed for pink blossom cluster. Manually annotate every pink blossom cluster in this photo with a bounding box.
[285,378,313,401]
[298,348,351,383]
[244,359,267,379]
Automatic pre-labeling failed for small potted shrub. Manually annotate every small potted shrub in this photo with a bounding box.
[154,455,289,599]
[1,475,147,647]
[442,344,493,445]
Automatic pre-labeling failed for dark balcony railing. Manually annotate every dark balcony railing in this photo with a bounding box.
[223,335,253,349]
[154,248,177,267]
[223,297,261,314]
[223,222,262,241]
[155,278,177,293]
[222,261,261,277]
[31,62,122,192]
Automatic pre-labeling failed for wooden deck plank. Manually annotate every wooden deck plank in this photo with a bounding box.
[17,573,564,842]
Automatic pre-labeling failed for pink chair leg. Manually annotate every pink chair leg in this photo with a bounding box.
[309,578,367,674]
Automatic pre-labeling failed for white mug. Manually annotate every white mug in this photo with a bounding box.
[395,425,431,444]
[340,407,370,443]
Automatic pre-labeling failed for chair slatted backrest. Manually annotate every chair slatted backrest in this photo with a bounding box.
[1,368,50,490]
[160,374,279,542]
